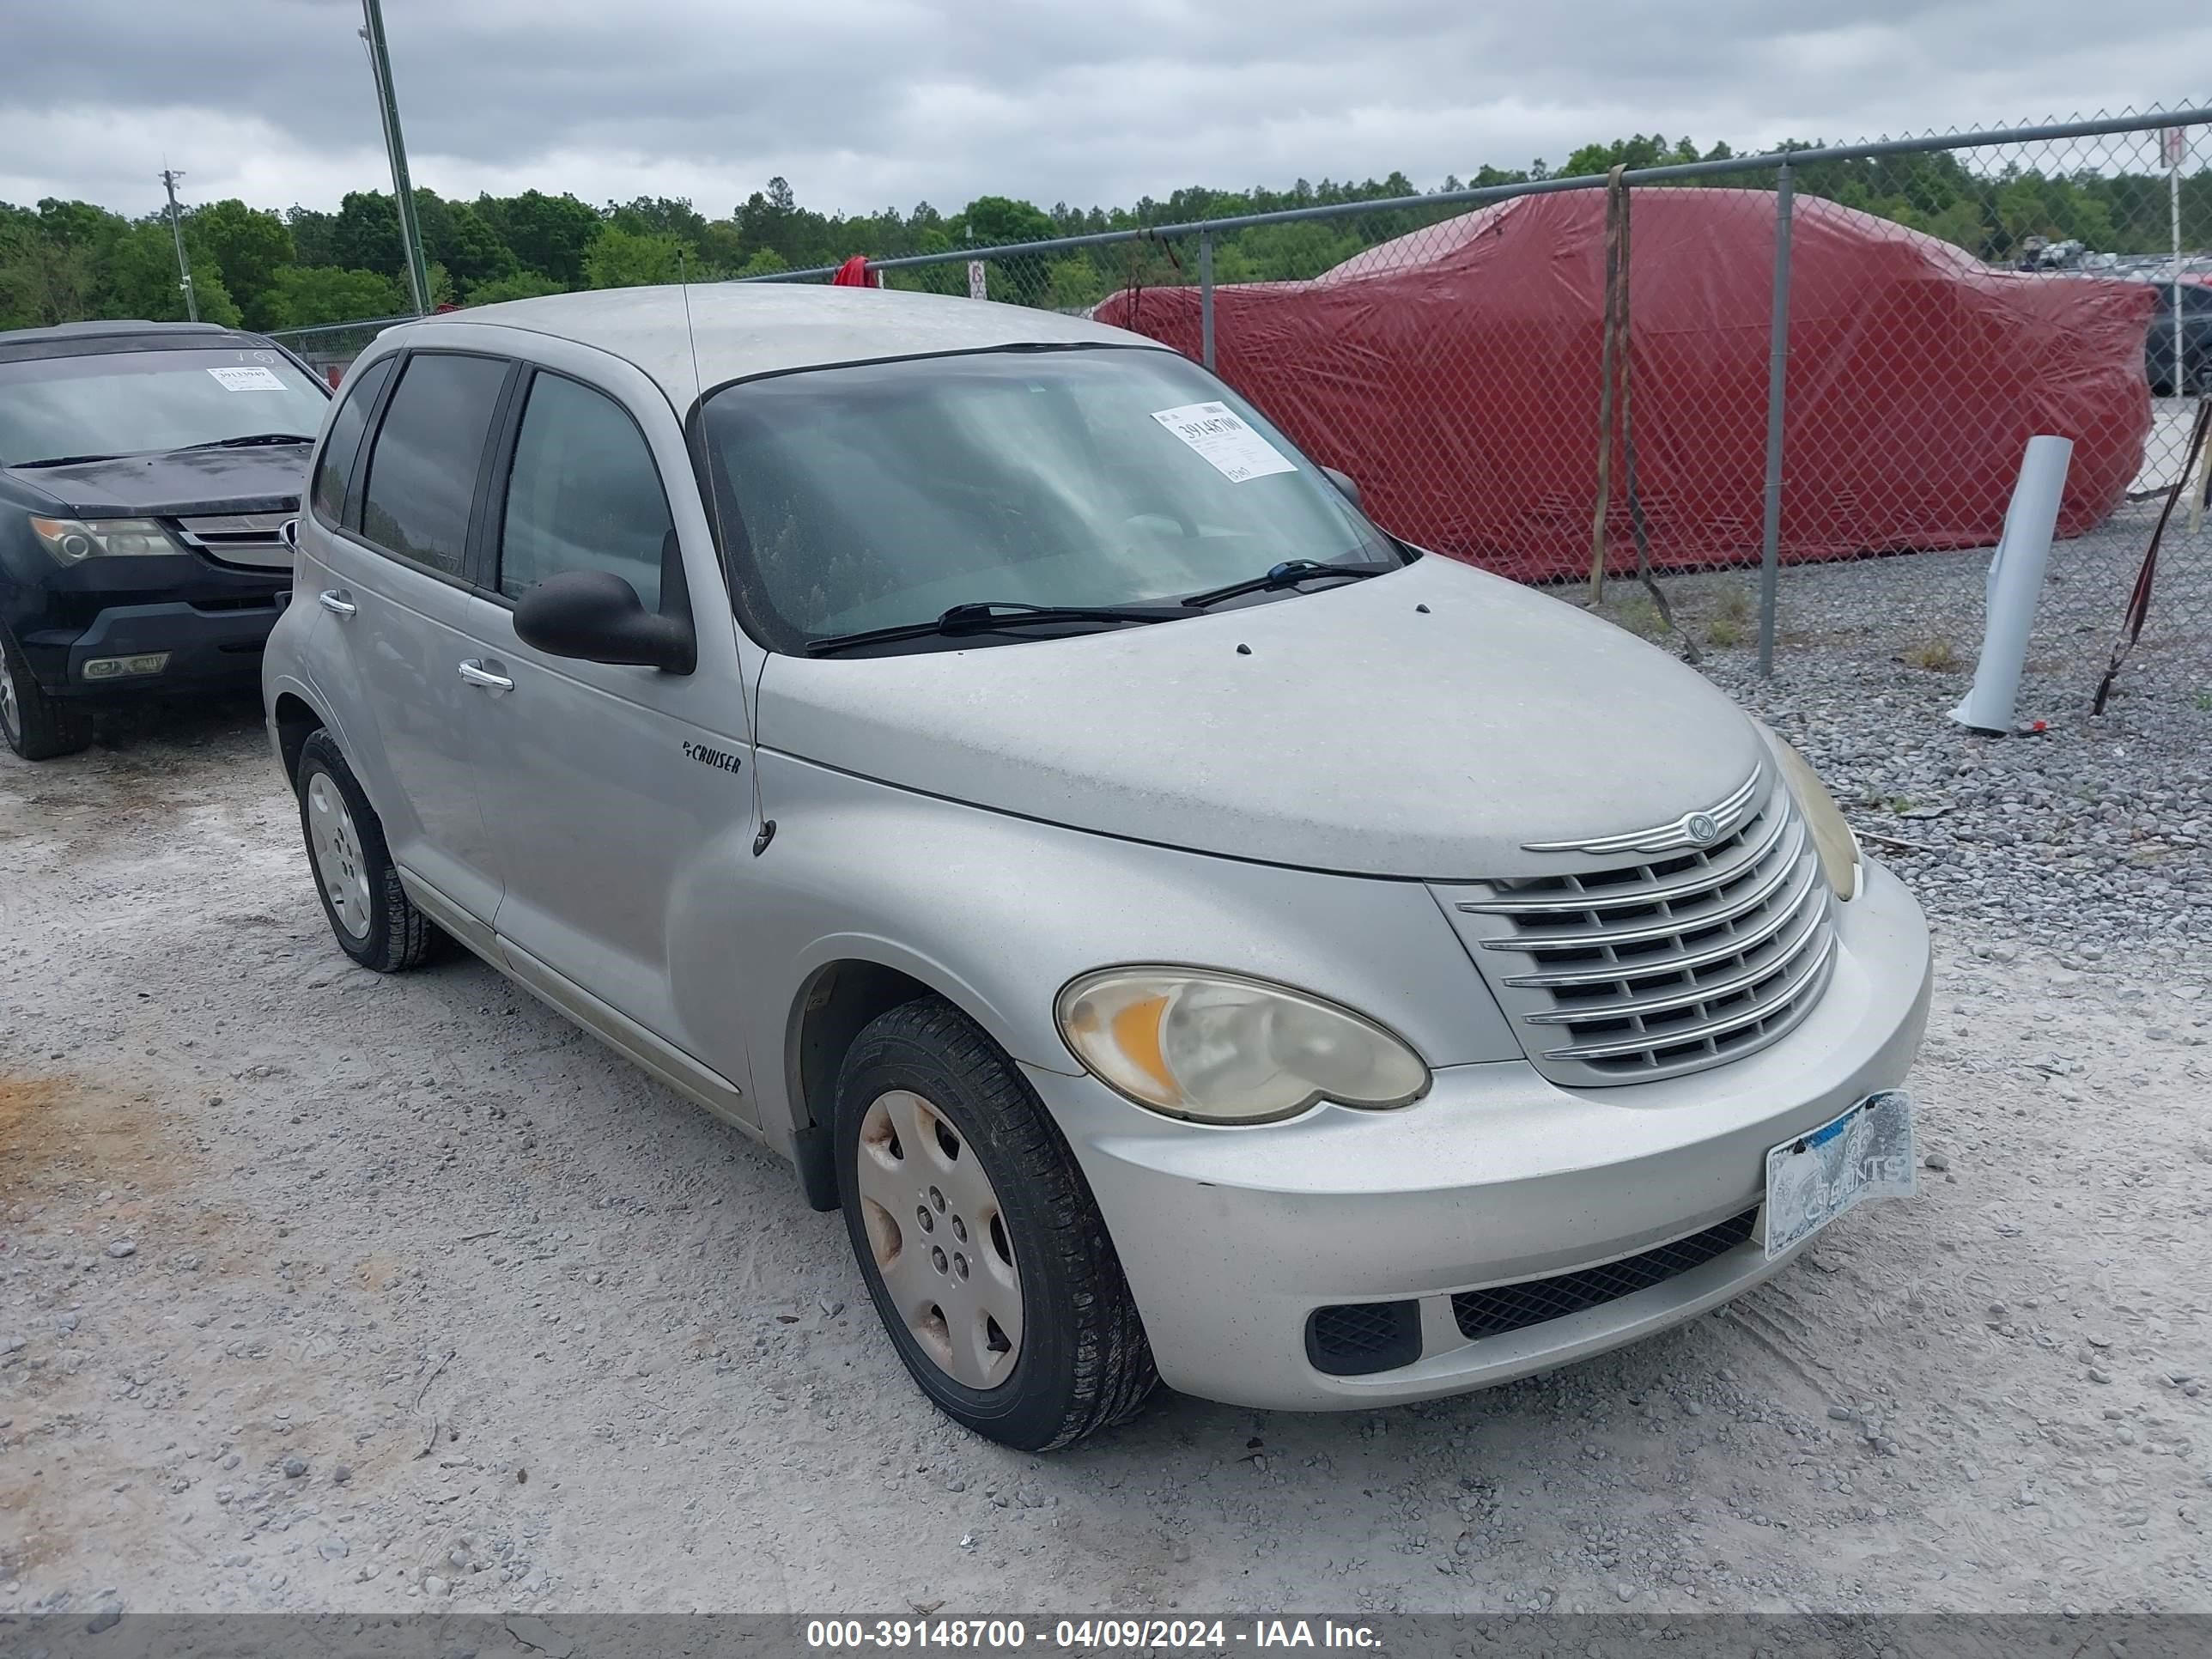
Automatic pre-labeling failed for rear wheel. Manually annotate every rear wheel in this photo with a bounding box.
[0,626,94,762]
[295,729,441,972]
[836,996,1157,1450]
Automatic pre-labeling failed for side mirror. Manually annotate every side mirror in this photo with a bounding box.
[514,569,696,673]
[1321,465,1362,508]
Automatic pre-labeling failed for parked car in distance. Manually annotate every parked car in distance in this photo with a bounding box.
[264,285,1932,1450]
[2143,277,2212,394]
[0,319,331,759]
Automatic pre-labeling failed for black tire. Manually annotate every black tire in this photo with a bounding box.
[0,623,94,762]
[294,728,441,973]
[836,996,1158,1450]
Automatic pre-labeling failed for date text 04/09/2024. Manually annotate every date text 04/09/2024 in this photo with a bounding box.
[803,1618,1384,1650]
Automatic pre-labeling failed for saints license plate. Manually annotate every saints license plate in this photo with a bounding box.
[1763,1091,1916,1261]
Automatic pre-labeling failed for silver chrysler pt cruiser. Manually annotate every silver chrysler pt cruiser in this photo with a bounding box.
[264,284,1931,1449]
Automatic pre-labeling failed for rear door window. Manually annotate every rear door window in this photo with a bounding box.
[307,356,395,527]
[358,353,510,578]
[497,372,671,611]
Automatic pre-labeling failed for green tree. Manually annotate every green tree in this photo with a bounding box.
[952,195,1056,249]
[0,224,96,327]
[100,220,242,326]
[583,225,686,289]
[1042,256,1104,310]
[262,265,404,330]
[463,270,565,306]
[479,190,604,287]
[735,177,802,264]
[420,194,516,295]
[734,247,789,277]
[192,198,295,329]
[328,191,407,277]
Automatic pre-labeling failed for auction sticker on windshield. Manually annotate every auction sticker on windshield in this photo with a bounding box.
[206,366,288,392]
[1764,1090,1915,1259]
[1151,401,1297,483]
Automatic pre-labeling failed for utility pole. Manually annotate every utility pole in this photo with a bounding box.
[358,0,431,314]
[159,168,198,322]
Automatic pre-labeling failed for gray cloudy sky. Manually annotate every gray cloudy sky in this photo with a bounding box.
[3,0,2202,222]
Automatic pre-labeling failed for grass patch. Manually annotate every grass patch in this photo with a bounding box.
[1705,613,1747,648]
[1904,636,1965,673]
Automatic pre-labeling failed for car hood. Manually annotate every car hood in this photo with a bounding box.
[756,555,1767,880]
[5,445,309,517]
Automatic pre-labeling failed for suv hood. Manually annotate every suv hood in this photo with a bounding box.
[6,445,309,518]
[757,556,1765,880]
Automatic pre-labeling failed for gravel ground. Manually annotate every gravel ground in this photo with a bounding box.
[3,561,2209,1620]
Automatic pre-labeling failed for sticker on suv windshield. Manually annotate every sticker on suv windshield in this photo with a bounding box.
[206,366,287,392]
[1150,402,1297,483]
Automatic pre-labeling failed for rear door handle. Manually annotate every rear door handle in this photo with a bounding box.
[457,659,514,693]
[318,589,356,617]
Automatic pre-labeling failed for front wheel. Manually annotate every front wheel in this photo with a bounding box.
[0,625,94,761]
[836,996,1158,1450]
[295,729,442,973]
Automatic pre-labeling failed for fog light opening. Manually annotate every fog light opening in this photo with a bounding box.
[81,653,170,681]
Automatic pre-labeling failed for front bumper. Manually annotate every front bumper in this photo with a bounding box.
[23,597,284,698]
[1030,858,1932,1411]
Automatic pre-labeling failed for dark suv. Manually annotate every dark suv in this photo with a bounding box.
[0,319,332,758]
[2146,279,2212,396]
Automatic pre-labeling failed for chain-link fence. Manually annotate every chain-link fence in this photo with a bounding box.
[267,314,416,386]
[279,103,2212,708]
[742,104,2211,708]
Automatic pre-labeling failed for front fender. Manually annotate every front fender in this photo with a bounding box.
[732,750,1519,1145]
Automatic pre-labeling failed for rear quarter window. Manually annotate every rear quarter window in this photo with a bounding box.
[307,356,395,528]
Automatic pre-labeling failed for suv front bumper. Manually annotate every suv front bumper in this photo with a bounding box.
[1029,858,1932,1411]
[21,596,286,698]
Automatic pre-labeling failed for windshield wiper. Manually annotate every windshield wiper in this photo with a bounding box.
[805,599,1183,657]
[181,433,316,451]
[11,452,126,468]
[1179,557,1395,609]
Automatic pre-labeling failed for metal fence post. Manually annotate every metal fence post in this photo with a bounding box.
[1756,162,1795,676]
[1199,231,1217,371]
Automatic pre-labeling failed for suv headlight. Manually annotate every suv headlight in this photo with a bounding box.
[1766,734,1861,902]
[1056,968,1431,1124]
[28,516,183,564]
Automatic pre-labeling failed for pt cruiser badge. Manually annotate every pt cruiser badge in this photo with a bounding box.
[682,739,744,775]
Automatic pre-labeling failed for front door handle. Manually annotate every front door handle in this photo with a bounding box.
[457,659,514,694]
[318,589,356,617]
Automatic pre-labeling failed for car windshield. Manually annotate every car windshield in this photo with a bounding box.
[0,345,329,466]
[702,346,1395,653]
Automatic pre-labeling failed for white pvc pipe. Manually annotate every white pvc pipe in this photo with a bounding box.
[1949,434,2074,733]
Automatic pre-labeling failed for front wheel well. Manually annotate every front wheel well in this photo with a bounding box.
[787,961,936,1212]
[271,692,323,782]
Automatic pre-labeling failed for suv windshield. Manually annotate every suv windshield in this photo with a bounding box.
[702,346,1396,653]
[0,345,329,466]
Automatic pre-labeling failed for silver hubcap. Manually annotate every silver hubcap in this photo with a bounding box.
[0,634,19,742]
[855,1090,1023,1389]
[305,772,373,940]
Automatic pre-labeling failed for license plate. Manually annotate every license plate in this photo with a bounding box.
[1763,1091,1916,1260]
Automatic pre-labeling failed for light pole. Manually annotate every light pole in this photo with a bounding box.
[359,0,432,314]
[160,168,198,322]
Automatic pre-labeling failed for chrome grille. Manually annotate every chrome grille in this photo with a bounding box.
[1434,771,1836,1085]
[173,511,295,572]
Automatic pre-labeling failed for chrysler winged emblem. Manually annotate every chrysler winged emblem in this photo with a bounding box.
[1522,769,1762,857]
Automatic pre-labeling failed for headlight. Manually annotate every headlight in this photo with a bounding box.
[1767,735,1860,902]
[28,516,182,564]
[1055,968,1430,1124]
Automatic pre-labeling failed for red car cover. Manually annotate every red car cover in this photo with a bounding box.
[1095,189,2155,580]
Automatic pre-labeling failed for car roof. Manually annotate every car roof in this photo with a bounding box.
[402,283,1161,401]
[0,319,283,365]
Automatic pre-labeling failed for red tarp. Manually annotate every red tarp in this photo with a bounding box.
[1094,189,2156,580]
